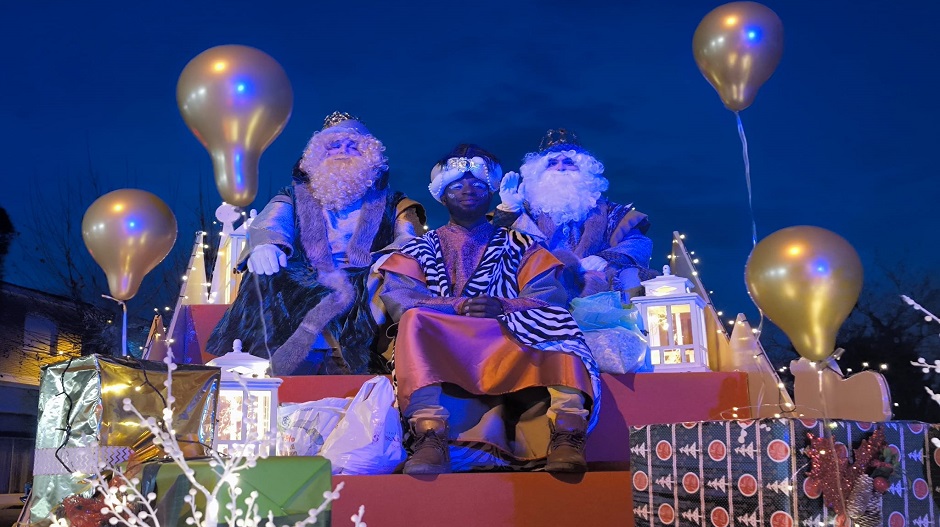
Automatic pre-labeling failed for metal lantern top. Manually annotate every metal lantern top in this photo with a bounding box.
[206,339,270,380]
[640,265,694,297]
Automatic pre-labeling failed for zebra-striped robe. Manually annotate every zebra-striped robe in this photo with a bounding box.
[380,222,600,471]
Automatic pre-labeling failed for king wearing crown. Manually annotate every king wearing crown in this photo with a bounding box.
[206,112,425,375]
[494,129,654,300]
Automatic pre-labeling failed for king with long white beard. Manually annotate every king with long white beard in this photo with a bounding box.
[206,112,425,375]
[495,128,654,301]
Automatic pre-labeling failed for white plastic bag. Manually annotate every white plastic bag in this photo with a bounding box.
[277,397,350,456]
[319,376,406,475]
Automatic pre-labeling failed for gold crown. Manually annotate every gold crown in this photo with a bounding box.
[322,111,363,130]
[538,128,581,152]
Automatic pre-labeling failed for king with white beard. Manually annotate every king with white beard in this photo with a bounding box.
[494,129,653,301]
[206,112,425,375]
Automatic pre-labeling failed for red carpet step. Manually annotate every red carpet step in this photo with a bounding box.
[333,470,634,527]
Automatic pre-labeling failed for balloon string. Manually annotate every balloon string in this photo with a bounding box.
[736,111,766,338]
[735,111,757,247]
[102,294,128,357]
[249,272,274,372]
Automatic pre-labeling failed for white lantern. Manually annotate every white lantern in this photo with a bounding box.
[206,339,282,455]
[631,265,710,372]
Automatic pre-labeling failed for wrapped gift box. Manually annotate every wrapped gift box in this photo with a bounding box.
[29,354,220,521]
[143,456,332,525]
[630,419,940,526]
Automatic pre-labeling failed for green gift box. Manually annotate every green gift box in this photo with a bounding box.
[145,456,332,526]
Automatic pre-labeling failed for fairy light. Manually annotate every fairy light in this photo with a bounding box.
[879,363,888,370]
[862,362,869,368]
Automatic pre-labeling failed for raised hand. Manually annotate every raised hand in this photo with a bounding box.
[498,171,525,212]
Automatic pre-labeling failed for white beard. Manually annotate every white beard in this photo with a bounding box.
[306,156,379,211]
[523,169,608,224]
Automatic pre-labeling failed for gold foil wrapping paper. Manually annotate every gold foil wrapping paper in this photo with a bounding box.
[29,354,220,521]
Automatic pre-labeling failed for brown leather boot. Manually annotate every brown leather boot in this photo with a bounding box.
[545,413,588,473]
[403,418,450,475]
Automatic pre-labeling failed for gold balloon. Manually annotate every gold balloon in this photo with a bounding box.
[177,45,293,207]
[82,189,178,301]
[693,1,784,112]
[745,226,863,362]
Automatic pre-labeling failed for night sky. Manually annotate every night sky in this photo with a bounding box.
[2,0,938,324]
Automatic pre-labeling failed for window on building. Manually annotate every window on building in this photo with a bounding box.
[23,314,56,355]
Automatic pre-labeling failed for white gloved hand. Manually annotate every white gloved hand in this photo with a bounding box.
[371,253,392,275]
[247,244,287,276]
[498,171,525,212]
[579,255,608,272]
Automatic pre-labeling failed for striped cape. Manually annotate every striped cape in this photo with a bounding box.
[398,226,602,437]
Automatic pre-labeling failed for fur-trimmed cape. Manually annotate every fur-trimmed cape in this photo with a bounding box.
[206,183,424,375]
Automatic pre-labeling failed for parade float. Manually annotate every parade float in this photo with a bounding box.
[19,3,939,526]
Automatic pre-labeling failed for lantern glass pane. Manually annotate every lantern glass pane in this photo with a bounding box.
[218,390,244,441]
[670,303,693,346]
[647,305,669,347]
[685,349,696,363]
[663,349,682,364]
[247,391,272,439]
[651,349,661,365]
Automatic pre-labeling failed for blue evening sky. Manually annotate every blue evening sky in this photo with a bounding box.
[1,0,937,322]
